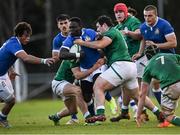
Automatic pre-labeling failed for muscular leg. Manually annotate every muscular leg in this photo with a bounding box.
[49,83,80,125]
[93,73,117,115]
[1,97,15,116]
[93,76,114,115]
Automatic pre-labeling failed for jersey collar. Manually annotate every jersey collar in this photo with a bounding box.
[15,37,22,45]
[145,17,159,30]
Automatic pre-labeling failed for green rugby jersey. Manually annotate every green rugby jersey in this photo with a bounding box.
[103,27,131,67]
[142,53,180,89]
[114,15,141,57]
[54,60,78,83]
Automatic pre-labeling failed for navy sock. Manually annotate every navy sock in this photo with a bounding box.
[71,114,78,119]
[130,100,136,107]
[105,91,112,101]
[153,91,161,105]
[88,103,95,116]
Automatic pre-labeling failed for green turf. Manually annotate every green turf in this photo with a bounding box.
[0,99,180,134]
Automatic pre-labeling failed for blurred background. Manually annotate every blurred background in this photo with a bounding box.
[0,0,179,102]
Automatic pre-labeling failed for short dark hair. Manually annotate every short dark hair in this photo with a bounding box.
[128,7,137,16]
[69,17,83,27]
[96,15,114,27]
[144,45,160,60]
[144,5,158,15]
[56,14,70,22]
[13,22,32,37]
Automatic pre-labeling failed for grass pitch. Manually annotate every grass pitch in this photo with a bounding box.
[0,99,180,134]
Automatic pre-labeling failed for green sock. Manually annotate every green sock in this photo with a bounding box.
[171,116,180,126]
[121,109,128,114]
[96,109,105,115]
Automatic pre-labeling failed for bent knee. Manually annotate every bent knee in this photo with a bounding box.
[4,94,15,104]
[73,86,81,95]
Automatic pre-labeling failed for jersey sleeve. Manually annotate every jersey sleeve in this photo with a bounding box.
[163,20,174,36]
[130,18,141,31]
[85,29,97,41]
[8,42,23,56]
[70,60,80,68]
[52,36,62,52]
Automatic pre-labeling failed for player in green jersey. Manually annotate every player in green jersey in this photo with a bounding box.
[111,3,149,122]
[137,45,180,127]
[48,59,104,125]
[74,15,162,123]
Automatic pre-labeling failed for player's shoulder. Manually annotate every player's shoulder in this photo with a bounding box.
[108,27,118,33]
[54,33,66,42]
[157,17,172,27]
[128,15,141,23]
[140,22,146,30]
[5,37,19,47]
[83,28,96,34]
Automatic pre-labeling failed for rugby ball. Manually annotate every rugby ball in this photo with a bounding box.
[70,44,81,53]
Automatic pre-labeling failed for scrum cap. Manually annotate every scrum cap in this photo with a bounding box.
[144,45,160,60]
[114,3,128,18]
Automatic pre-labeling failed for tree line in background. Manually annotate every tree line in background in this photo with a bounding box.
[0,0,179,72]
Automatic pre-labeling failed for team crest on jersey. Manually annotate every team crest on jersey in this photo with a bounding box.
[155,28,160,35]
[84,36,91,41]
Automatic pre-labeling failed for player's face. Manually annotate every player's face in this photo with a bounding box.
[57,19,70,34]
[114,10,126,23]
[19,31,31,45]
[69,21,82,37]
[96,22,105,33]
[144,10,157,26]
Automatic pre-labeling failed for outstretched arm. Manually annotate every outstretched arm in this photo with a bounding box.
[16,51,55,66]
[74,36,112,49]
[71,58,105,80]
[136,82,149,127]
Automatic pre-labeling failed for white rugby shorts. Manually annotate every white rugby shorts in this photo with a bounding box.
[100,61,138,90]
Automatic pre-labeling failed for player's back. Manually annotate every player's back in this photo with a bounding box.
[146,53,180,89]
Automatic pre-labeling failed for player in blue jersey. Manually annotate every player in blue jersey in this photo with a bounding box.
[0,22,55,128]
[52,14,70,62]
[133,5,177,105]
[51,14,79,125]
[60,17,117,117]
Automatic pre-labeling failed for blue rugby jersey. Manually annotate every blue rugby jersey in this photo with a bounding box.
[52,32,67,52]
[140,17,175,53]
[0,37,24,76]
[61,28,100,69]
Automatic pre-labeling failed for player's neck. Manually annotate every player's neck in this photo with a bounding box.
[62,32,68,37]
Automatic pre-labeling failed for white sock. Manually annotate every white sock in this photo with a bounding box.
[152,106,158,113]
[121,104,128,110]
[83,111,90,119]
[0,112,7,118]
[87,99,93,106]
[152,88,161,92]
[96,105,105,110]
